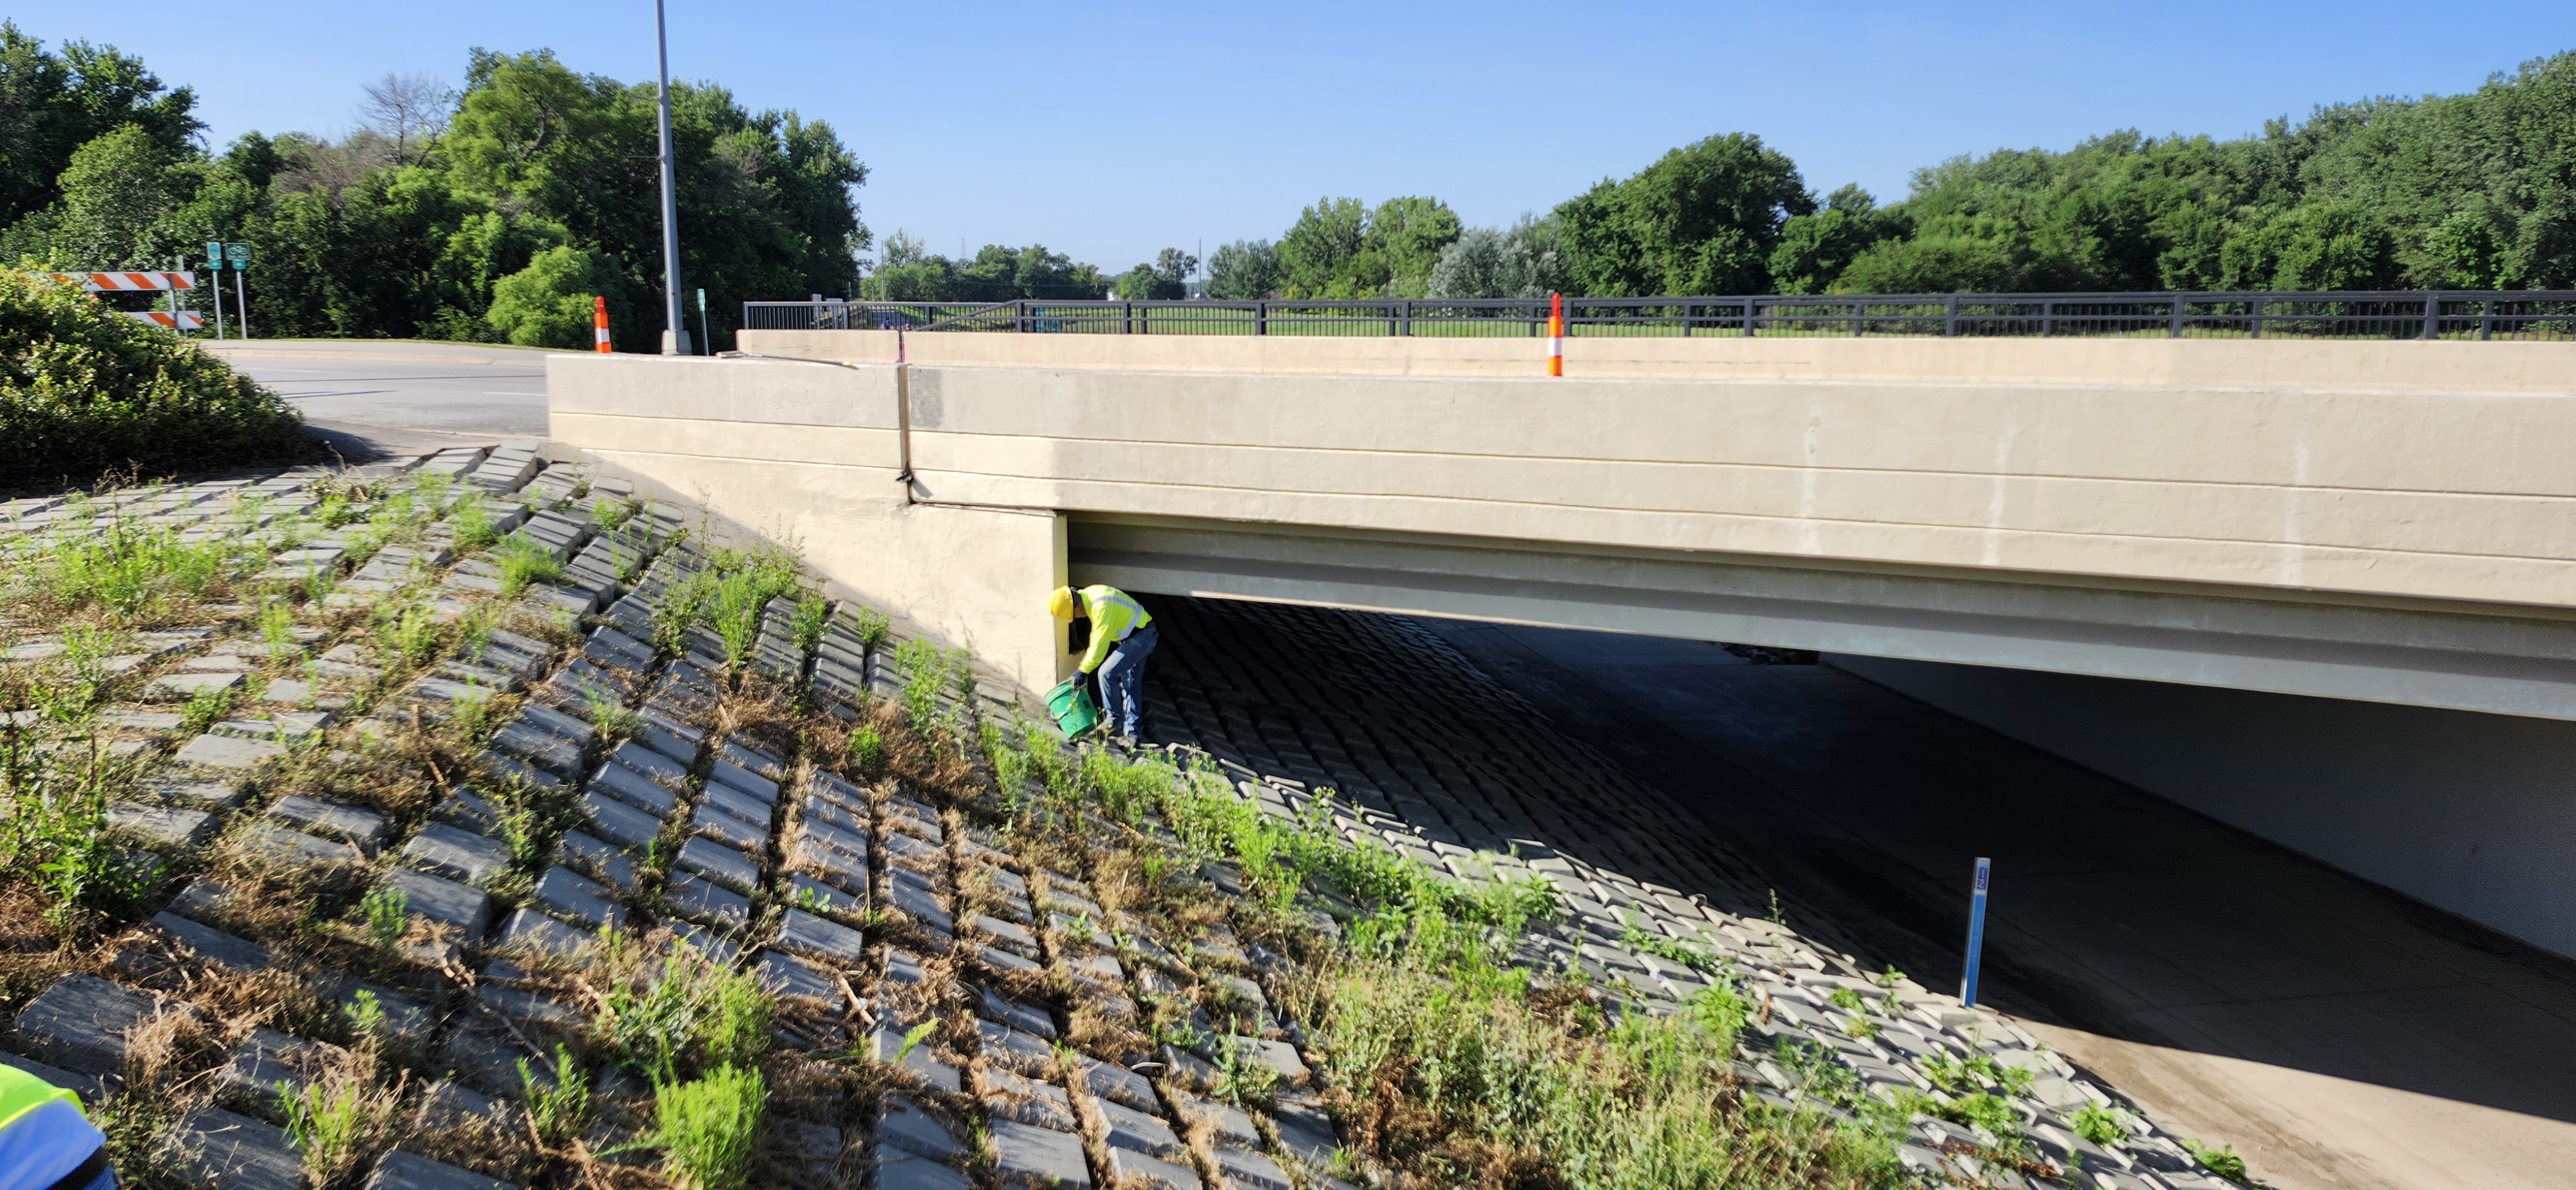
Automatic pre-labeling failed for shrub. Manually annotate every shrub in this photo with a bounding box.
[0,270,310,484]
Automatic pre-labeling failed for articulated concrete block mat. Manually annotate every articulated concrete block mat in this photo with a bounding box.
[0,444,2281,1190]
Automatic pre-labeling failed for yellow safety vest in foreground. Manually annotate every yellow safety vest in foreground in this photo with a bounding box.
[1075,585,1153,674]
[0,1064,104,1190]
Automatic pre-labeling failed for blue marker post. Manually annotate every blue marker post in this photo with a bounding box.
[1961,857,1993,1008]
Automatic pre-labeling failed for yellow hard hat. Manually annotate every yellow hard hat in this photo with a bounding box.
[1046,586,1076,620]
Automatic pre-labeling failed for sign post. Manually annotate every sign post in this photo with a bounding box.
[224,242,252,339]
[1961,857,1993,1008]
[205,243,226,339]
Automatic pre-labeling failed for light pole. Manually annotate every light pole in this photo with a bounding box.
[654,0,688,355]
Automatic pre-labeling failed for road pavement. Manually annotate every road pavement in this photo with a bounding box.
[198,339,559,458]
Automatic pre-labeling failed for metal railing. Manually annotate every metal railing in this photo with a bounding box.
[743,291,2576,341]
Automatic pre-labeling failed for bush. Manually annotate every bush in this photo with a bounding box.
[0,270,310,484]
[486,246,623,349]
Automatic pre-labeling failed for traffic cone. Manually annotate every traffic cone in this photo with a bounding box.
[594,295,612,354]
[1548,292,1564,377]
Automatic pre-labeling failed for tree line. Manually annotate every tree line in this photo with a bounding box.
[0,24,864,350]
[1171,49,2576,301]
[8,26,2574,343]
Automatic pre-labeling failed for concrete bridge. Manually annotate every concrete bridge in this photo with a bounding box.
[548,329,2576,955]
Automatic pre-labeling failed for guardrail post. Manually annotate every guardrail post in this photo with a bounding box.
[2421,292,2441,341]
[1742,297,1757,337]
[1122,302,1133,335]
[1397,299,1410,337]
[2040,300,2054,338]
[1254,301,1267,337]
[1946,294,1959,337]
[2480,298,2494,341]
[2249,298,2264,339]
[2169,294,2185,337]
[1678,299,1691,337]
[1852,300,1864,338]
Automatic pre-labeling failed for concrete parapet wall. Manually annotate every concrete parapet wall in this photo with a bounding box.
[742,326,2576,391]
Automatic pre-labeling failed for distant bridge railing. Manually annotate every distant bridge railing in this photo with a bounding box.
[743,292,2576,341]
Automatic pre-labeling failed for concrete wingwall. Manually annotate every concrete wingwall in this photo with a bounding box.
[545,354,1069,694]
[1831,653,2576,958]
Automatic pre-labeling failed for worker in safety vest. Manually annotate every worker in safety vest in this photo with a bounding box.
[0,1063,113,1190]
[1048,584,1157,745]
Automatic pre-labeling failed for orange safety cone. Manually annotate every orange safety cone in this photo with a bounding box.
[593,295,612,354]
[1547,291,1564,376]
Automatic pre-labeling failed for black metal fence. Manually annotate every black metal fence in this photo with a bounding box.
[743,292,2576,341]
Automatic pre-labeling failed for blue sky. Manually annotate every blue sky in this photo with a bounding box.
[17,3,2576,274]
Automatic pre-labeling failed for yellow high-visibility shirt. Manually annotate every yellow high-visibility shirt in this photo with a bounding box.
[0,1062,102,1190]
[1075,585,1152,674]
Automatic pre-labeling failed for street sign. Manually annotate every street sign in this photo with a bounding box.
[224,242,251,267]
[207,241,223,268]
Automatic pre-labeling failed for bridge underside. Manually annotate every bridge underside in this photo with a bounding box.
[1068,514,2576,722]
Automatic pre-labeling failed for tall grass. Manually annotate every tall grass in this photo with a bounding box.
[25,518,236,617]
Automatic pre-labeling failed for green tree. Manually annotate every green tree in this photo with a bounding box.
[48,124,187,268]
[0,24,202,229]
[1363,196,1461,297]
[1553,133,1812,296]
[1114,248,1194,300]
[1204,238,1280,299]
[1770,186,1906,294]
[487,245,625,347]
[1278,197,1371,297]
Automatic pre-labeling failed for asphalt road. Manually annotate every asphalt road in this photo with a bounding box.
[198,339,559,458]
[1423,620,2576,1190]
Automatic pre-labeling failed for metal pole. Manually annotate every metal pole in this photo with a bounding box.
[1742,297,1756,337]
[209,261,225,339]
[1946,294,1958,338]
[234,267,249,339]
[653,0,688,355]
[2249,298,2264,339]
[2421,292,2441,341]
[1960,857,1991,1007]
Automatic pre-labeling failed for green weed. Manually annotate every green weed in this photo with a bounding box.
[583,690,645,743]
[278,1072,393,1185]
[361,885,408,959]
[648,1063,764,1190]
[589,935,772,1078]
[590,496,632,533]
[492,536,564,598]
[446,493,498,549]
[846,723,884,775]
[256,599,299,662]
[178,684,238,735]
[343,989,386,1040]
[847,605,890,651]
[32,518,235,617]
[374,601,440,666]
[2183,1139,2249,1181]
[2070,1101,2128,1148]
[517,1045,592,1149]
[790,595,829,656]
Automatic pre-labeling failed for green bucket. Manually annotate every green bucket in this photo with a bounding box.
[1045,675,1101,739]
